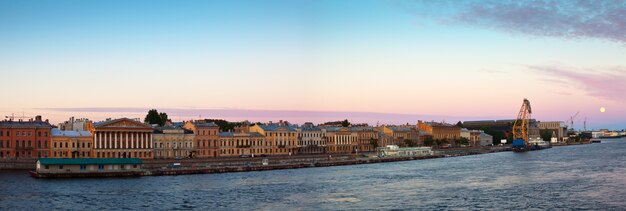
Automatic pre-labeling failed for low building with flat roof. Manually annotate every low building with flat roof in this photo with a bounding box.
[34,158,144,177]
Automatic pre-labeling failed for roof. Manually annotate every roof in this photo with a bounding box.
[51,128,92,137]
[0,120,52,128]
[37,158,143,165]
[93,118,151,128]
[194,122,218,127]
[258,124,296,132]
[387,127,412,132]
[219,132,264,137]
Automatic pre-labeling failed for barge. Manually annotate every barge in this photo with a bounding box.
[30,158,145,178]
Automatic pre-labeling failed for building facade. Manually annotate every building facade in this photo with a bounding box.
[432,125,461,146]
[153,126,195,159]
[298,126,327,154]
[249,124,298,156]
[537,121,566,142]
[57,117,93,131]
[219,132,266,156]
[92,118,154,159]
[324,127,358,154]
[51,129,93,158]
[353,127,378,152]
[183,121,220,158]
[0,116,52,158]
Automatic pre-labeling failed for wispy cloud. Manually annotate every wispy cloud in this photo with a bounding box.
[407,0,626,43]
[529,65,626,102]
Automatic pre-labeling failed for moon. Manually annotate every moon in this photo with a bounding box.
[600,107,606,113]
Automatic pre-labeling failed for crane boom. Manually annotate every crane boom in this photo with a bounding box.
[512,98,532,142]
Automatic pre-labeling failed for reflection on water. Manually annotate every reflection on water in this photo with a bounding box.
[1,139,625,210]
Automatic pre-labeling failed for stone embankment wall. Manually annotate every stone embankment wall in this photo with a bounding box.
[0,159,36,170]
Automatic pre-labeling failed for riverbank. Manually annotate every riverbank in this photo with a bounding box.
[147,146,512,176]
[8,144,591,177]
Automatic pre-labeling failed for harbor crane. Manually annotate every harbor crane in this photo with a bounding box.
[566,111,580,131]
[512,98,532,144]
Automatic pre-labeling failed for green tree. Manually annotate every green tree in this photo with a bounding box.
[455,137,470,146]
[540,129,553,143]
[341,119,350,127]
[404,139,416,147]
[369,138,378,149]
[423,137,434,146]
[159,112,169,124]
[481,126,506,145]
[203,119,243,132]
[145,109,166,126]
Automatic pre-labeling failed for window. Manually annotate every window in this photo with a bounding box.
[44,132,48,137]
[38,132,41,137]
[98,165,104,170]
[54,142,57,148]
[80,165,86,170]
[59,165,64,169]
[44,165,49,169]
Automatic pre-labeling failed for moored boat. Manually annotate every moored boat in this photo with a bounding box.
[31,158,145,179]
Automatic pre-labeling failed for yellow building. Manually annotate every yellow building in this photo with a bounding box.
[432,125,461,145]
[219,132,266,156]
[50,129,93,158]
[183,121,220,158]
[381,126,420,146]
[324,127,358,154]
[249,124,298,156]
[352,127,378,152]
[153,126,195,159]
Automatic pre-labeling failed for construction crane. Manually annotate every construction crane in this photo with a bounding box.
[5,112,33,121]
[583,117,587,132]
[512,98,532,144]
[566,111,580,131]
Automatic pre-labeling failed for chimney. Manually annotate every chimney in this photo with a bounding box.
[35,115,42,122]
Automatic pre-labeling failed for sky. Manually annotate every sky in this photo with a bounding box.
[1,0,625,129]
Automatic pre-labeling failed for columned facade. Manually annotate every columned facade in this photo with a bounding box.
[92,118,154,159]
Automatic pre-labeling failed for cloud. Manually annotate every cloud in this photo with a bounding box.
[407,0,626,43]
[529,65,626,102]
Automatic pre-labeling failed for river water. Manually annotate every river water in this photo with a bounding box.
[1,138,625,210]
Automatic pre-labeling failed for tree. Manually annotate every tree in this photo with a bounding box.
[455,137,470,146]
[203,119,243,132]
[423,137,434,146]
[403,139,416,147]
[159,112,169,124]
[145,109,167,126]
[341,119,350,127]
[369,138,378,149]
[481,126,506,145]
[540,129,553,143]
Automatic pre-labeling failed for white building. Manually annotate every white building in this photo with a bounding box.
[298,126,327,154]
